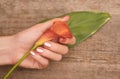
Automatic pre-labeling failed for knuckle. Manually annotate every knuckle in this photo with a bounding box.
[70,36,76,45]
[36,64,43,69]
[56,55,62,61]
[63,46,69,54]
[42,60,49,68]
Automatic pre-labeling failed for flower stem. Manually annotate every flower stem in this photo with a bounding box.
[2,45,38,79]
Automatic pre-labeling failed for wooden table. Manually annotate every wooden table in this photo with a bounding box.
[0,0,120,79]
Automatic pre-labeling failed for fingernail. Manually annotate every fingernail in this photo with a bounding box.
[36,48,44,53]
[30,51,35,56]
[44,42,51,47]
[60,38,66,42]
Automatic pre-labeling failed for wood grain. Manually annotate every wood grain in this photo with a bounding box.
[0,0,120,79]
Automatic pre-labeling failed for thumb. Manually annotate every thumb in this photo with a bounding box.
[18,16,69,41]
[59,36,76,45]
[32,15,70,36]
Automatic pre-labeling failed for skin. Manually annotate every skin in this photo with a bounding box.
[0,16,76,69]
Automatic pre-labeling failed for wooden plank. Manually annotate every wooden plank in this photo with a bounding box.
[0,0,120,79]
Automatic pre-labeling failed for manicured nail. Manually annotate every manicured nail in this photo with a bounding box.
[36,48,44,53]
[30,51,35,55]
[44,42,51,47]
[60,38,66,42]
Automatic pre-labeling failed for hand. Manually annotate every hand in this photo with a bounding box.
[0,16,76,69]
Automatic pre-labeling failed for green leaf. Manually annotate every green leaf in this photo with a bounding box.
[3,11,111,79]
[41,11,111,47]
[66,11,111,47]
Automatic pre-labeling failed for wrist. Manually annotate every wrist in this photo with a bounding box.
[0,35,15,65]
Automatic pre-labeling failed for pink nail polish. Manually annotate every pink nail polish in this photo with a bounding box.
[30,51,35,55]
[36,48,44,53]
[44,42,51,47]
[60,38,66,42]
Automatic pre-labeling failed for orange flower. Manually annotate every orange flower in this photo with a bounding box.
[50,21,72,38]
[32,21,72,50]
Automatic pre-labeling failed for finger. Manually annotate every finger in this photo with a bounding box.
[20,58,43,69]
[30,51,49,69]
[40,15,70,29]
[17,16,70,44]
[43,41,69,55]
[29,16,70,36]
[36,47,62,61]
[59,36,76,45]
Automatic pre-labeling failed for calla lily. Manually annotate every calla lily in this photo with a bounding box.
[2,21,73,79]
[3,11,111,79]
[32,21,72,50]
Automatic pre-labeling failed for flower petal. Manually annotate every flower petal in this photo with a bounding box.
[35,21,72,49]
[36,30,58,45]
[50,21,72,38]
